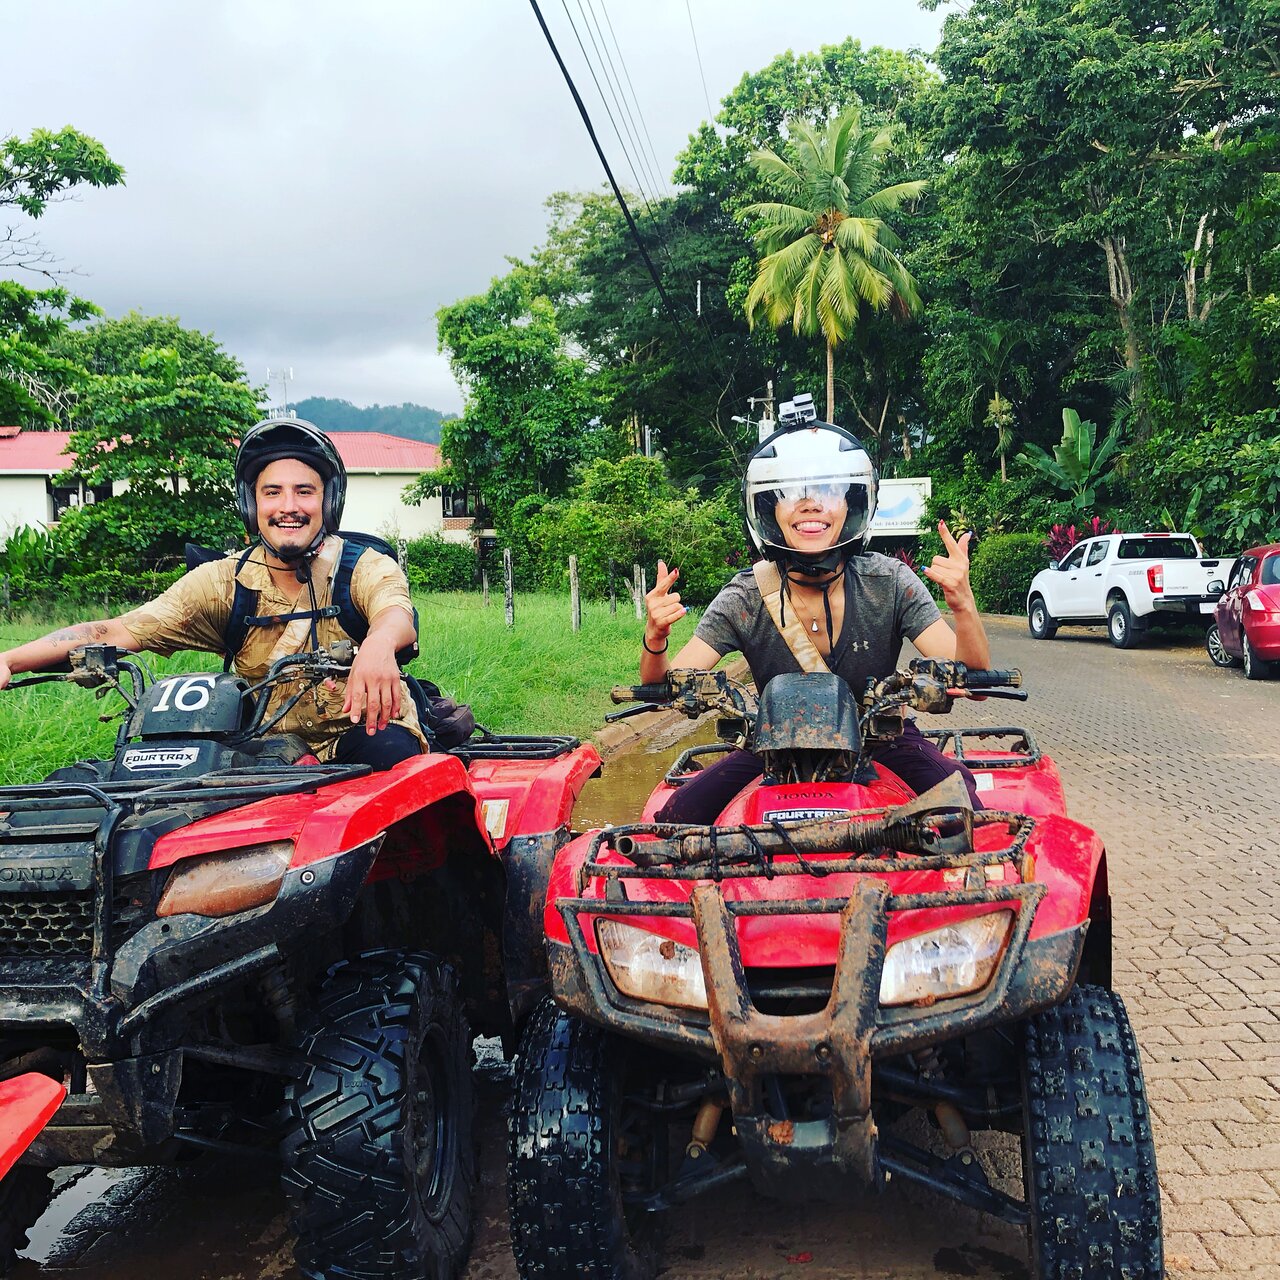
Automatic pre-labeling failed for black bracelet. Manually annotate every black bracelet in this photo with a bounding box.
[642,636,669,655]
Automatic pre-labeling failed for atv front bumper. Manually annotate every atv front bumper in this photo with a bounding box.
[550,878,1085,1197]
[0,839,380,1164]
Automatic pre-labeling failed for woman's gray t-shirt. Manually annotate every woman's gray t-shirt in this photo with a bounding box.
[693,554,942,699]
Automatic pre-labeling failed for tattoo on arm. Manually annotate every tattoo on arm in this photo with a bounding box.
[45,622,108,649]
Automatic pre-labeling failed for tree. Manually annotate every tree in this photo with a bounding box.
[0,281,97,424]
[526,188,770,489]
[405,272,610,514]
[925,0,1280,438]
[965,327,1028,482]
[741,107,925,422]
[57,333,261,569]
[1017,407,1123,511]
[2,126,125,279]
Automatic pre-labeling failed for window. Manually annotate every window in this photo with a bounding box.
[1262,555,1280,587]
[1059,545,1087,571]
[1086,541,1109,566]
[1234,557,1258,590]
[441,488,476,518]
[1118,536,1198,560]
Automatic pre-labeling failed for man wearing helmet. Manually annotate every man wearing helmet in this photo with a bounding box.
[642,409,990,820]
[0,417,425,768]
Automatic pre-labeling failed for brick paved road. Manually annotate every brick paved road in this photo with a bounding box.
[14,616,1279,1278]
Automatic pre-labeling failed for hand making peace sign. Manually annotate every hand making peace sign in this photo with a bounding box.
[922,520,976,611]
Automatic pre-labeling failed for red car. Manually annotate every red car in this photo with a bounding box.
[1206,543,1280,679]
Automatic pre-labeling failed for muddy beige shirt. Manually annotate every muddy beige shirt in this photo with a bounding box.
[118,537,425,759]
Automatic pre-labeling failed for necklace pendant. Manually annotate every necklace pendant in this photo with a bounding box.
[810,619,819,633]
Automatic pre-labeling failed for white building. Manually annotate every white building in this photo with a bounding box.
[0,427,478,545]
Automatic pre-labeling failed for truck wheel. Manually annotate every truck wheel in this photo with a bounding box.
[1205,623,1240,668]
[0,1168,53,1275]
[1243,634,1274,680]
[1022,986,1162,1280]
[1027,596,1058,640]
[508,998,660,1280]
[1107,599,1141,649]
[281,950,475,1280]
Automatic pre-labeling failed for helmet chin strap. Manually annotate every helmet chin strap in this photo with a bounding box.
[257,528,327,580]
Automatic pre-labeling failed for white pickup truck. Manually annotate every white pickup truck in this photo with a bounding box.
[1026,532,1231,649]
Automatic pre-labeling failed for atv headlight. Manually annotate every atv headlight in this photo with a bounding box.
[879,911,1013,1008]
[156,841,294,918]
[596,919,707,1010]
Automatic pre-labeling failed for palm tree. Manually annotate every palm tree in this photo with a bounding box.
[966,327,1026,482]
[741,107,925,423]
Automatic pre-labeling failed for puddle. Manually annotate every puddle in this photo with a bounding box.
[575,720,723,828]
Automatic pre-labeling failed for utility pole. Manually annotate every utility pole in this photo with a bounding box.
[748,380,776,441]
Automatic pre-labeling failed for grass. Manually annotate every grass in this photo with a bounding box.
[0,591,701,784]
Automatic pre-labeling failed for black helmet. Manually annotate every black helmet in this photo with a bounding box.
[744,413,878,576]
[234,417,347,550]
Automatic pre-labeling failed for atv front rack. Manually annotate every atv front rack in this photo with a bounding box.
[919,725,1041,769]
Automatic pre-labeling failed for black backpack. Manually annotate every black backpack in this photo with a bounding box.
[183,532,475,750]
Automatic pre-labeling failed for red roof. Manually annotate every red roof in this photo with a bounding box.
[0,428,439,474]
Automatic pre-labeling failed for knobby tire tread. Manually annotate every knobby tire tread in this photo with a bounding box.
[507,998,656,1280]
[1022,986,1163,1280]
[281,949,475,1280]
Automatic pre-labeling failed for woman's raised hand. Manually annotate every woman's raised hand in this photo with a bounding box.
[923,520,977,611]
[644,559,686,645]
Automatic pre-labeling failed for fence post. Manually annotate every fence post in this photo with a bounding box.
[503,548,515,629]
[608,559,616,616]
[482,570,490,608]
[569,555,581,633]
[632,563,643,620]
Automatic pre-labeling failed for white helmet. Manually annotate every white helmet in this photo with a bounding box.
[744,419,878,574]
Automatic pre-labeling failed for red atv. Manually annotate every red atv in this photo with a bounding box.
[507,660,1163,1280]
[0,642,600,1278]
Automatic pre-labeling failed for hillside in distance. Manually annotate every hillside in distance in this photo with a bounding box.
[294,397,452,444]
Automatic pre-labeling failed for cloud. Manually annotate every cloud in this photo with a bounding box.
[2,0,941,412]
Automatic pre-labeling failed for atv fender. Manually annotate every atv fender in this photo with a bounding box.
[465,746,601,1028]
[0,1075,65,1181]
[150,753,486,871]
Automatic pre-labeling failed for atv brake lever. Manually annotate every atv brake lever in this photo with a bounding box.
[961,688,1027,701]
[604,703,665,723]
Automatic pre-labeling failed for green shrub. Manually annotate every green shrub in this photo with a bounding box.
[403,534,476,592]
[58,567,186,607]
[0,526,62,605]
[968,533,1049,614]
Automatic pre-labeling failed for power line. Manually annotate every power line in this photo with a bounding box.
[559,0,658,221]
[585,0,669,201]
[684,0,716,124]
[529,0,690,343]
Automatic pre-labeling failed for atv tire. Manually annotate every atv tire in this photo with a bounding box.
[508,998,660,1280]
[1022,986,1162,1280]
[281,950,475,1280]
[1107,598,1142,649]
[0,1167,53,1275]
[1027,595,1058,640]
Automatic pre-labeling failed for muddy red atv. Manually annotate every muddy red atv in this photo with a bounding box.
[0,642,600,1278]
[507,660,1163,1280]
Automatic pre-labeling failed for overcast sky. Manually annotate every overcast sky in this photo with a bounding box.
[2,1,943,415]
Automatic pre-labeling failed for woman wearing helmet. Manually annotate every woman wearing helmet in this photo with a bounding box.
[641,413,990,821]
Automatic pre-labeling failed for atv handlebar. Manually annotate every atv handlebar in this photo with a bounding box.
[964,668,1022,690]
[609,683,674,705]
